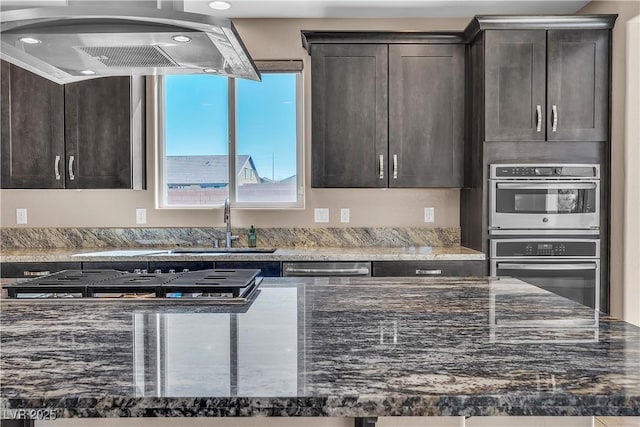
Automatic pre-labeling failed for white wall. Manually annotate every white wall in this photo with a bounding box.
[578,1,640,323]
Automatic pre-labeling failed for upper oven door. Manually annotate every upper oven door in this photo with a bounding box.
[490,181,599,230]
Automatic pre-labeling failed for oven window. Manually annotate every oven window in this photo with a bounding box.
[497,188,595,214]
[496,262,597,309]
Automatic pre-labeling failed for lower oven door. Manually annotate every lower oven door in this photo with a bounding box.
[491,260,599,311]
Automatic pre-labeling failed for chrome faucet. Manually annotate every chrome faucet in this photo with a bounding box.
[223,198,238,248]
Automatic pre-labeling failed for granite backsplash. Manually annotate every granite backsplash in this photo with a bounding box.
[0,227,460,249]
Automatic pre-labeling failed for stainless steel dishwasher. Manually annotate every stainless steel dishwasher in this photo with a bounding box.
[283,262,371,277]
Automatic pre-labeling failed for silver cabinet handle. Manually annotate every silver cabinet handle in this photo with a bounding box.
[498,263,597,271]
[393,154,398,179]
[416,269,442,275]
[285,267,370,276]
[536,105,542,132]
[54,155,61,180]
[551,104,558,132]
[379,155,384,179]
[68,155,75,181]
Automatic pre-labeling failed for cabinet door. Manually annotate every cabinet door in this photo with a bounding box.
[484,31,546,142]
[1,61,65,188]
[547,30,609,141]
[64,76,132,189]
[389,44,465,187]
[311,44,388,187]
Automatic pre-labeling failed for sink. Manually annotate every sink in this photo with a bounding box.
[167,248,277,254]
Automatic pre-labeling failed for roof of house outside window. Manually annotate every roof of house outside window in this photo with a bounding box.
[166,155,256,185]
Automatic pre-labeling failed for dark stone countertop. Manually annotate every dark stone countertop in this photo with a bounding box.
[1,277,638,420]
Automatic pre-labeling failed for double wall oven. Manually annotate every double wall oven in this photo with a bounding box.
[489,164,601,311]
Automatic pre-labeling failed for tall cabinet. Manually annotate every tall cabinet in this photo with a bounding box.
[461,15,616,312]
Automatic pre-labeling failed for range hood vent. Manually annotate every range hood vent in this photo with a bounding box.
[77,45,178,68]
[0,5,260,84]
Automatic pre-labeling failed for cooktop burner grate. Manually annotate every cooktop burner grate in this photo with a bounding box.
[3,269,261,303]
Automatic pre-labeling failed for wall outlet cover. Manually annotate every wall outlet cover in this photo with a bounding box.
[136,208,147,225]
[340,208,350,223]
[424,207,435,223]
[314,208,330,223]
[16,208,27,225]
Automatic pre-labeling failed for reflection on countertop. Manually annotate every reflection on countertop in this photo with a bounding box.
[1,276,638,419]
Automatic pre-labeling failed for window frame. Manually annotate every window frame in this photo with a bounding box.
[156,61,304,209]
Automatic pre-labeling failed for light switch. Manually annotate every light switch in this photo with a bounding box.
[136,208,147,225]
[424,207,435,223]
[340,208,350,223]
[16,208,27,225]
[314,208,329,223]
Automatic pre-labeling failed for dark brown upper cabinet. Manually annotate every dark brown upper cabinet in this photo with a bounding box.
[389,44,464,187]
[484,29,609,142]
[302,32,466,188]
[1,61,145,189]
[309,43,388,188]
[1,61,65,189]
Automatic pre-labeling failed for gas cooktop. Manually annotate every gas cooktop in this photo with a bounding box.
[2,269,262,303]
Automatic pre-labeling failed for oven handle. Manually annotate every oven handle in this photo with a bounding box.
[497,263,597,271]
[496,183,597,190]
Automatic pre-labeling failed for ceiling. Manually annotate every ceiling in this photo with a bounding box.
[1,0,591,18]
[182,0,591,18]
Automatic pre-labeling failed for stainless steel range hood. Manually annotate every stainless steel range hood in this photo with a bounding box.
[0,4,260,84]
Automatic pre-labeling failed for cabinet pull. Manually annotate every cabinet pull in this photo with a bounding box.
[379,155,384,179]
[416,269,442,275]
[551,104,558,132]
[54,155,61,180]
[536,105,542,132]
[68,155,75,181]
[393,154,398,179]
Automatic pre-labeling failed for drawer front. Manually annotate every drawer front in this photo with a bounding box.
[1,262,82,278]
[372,261,484,277]
[214,261,281,277]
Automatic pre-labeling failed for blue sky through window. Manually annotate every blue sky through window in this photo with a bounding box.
[165,73,297,182]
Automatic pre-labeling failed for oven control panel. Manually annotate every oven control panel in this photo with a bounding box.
[492,164,599,179]
[492,240,599,257]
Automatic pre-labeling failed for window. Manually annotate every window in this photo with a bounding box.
[158,62,303,208]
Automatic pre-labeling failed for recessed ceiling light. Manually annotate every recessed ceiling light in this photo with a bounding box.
[203,68,218,73]
[172,35,192,43]
[80,70,96,75]
[209,1,231,10]
[19,37,41,44]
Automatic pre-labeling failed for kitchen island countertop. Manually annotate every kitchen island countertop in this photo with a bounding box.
[0,245,484,263]
[1,276,638,420]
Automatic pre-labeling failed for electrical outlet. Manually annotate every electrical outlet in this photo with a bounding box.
[16,208,27,225]
[136,208,147,225]
[314,208,329,223]
[340,208,350,223]
[424,207,435,223]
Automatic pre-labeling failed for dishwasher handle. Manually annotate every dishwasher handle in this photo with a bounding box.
[284,267,370,276]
